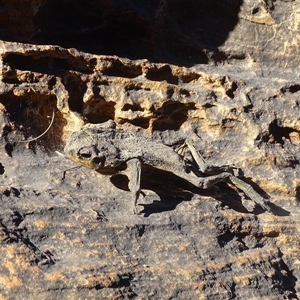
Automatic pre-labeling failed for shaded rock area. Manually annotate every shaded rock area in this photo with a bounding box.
[0,0,300,299]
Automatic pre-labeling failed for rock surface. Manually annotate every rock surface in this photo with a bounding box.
[0,1,300,299]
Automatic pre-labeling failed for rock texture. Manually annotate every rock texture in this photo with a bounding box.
[0,1,300,299]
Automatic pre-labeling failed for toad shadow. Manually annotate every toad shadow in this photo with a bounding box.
[110,166,287,217]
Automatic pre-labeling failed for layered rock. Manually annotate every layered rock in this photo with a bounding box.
[0,1,299,299]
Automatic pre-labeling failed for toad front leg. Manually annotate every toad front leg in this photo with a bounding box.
[126,158,142,214]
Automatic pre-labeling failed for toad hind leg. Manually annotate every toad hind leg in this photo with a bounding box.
[185,139,272,212]
[184,139,239,175]
[229,176,272,212]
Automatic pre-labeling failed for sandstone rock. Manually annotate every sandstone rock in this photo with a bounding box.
[0,1,299,299]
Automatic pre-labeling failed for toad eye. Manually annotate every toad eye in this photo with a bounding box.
[78,147,93,160]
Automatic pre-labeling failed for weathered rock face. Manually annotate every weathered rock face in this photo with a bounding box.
[0,1,300,299]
